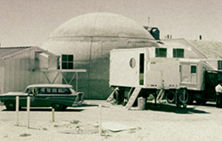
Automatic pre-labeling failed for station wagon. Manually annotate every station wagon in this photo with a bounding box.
[0,84,84,111]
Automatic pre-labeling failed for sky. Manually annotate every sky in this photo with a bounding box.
[1,0,222,47]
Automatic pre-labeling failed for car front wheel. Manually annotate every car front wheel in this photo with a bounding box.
[5,101,16,110]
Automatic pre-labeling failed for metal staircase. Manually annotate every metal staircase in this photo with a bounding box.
[125,87,142,110]
[106,87,119,102]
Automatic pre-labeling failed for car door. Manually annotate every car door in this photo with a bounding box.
[19,87,38,107]
[37,87,52,107]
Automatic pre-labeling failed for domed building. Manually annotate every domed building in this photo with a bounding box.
[41,12,158,99]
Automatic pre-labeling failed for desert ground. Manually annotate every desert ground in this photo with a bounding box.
[0,100,222,141]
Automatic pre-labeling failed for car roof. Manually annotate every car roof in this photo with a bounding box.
[26,84,73,88]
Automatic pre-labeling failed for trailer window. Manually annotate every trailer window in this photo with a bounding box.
[61,54,74,69]
[191,66,196,73]
[218,60,222,70]
[155,48,167,57]
[129,58,136,68]
[173,49,184,58]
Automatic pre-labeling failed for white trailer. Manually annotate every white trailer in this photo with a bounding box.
[109,47,221,108]
[110,47,180,89]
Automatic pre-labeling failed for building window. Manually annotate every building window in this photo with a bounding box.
[61,54,74,69]
[155,48,167,57]
[191,66,196,73]
[218,60,222,70]
[173,49,184,58]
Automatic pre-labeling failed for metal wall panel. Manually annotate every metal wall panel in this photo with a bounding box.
[0,67,4,94]
[0,57,63,93]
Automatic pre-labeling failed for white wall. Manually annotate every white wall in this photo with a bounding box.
[109,48,145,87]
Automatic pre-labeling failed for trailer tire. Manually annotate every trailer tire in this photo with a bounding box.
[177,88,190,104]
[195,99,207,105]
[166,91,175,104]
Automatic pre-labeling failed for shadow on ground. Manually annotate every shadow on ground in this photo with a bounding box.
[1,101,99,112]
[145,102,210,114]
[191,102,216,107]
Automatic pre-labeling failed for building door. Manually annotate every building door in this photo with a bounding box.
[139,54,145,85]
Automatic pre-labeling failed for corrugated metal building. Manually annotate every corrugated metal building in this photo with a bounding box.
[0,46,61,94]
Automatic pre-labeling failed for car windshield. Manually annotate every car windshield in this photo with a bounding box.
[25,87,39,94]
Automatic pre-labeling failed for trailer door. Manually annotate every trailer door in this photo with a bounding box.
[139,53,144,85]
[191,65,197,83]
[180,64,190,82]
[180,64,197,83]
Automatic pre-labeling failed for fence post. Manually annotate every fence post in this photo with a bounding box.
[99,104,102,135]
[52,108,55,122]
[16,96,19,126]
[27,96,30,128]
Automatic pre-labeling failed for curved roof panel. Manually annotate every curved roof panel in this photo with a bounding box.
[49,12,154,39]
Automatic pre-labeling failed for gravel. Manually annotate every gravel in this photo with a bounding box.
[0,100,222,141]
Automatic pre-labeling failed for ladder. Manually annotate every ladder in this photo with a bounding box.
[106,87,119,102]
[125,87,142,110]
[156,89,165,103]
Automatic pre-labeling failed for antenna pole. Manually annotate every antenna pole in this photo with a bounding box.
[148,17,150,26]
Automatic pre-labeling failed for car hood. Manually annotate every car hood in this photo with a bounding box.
[0,92,27,96]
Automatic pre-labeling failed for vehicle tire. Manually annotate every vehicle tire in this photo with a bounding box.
[177,89,190,104]
[166,90,175,104]
[5,101,16,110]
[195,99,207,105]
[52,103,64,111]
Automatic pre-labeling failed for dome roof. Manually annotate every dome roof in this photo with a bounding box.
[49,12,154,39]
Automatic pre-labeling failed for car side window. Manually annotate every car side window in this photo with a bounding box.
[33,87,39,94]
[26,88,32,94]
[52,88,57,94]
[58,88,71,94]
[46,88,51,94]
[26,87,39,94]
[39,88,46,94]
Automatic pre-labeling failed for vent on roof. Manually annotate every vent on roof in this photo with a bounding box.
[144,26,160,40]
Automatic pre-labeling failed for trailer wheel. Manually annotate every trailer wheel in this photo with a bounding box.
[177,89,189,104]
[166,91,176,104]
[5,100,16,110]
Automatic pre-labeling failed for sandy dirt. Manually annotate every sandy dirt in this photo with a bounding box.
[1,100,222,141]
